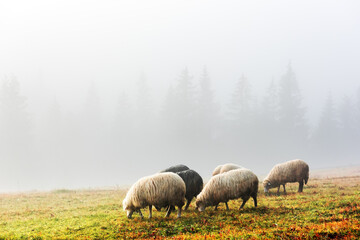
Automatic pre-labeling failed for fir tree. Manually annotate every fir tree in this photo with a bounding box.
[0,76,31,156]
[277,63,308,155]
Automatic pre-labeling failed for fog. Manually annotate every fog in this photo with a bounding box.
[0,0,359,192]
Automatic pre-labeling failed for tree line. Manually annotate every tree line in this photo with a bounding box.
[0,65,359,188]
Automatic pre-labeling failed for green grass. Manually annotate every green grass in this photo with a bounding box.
[1,177,359,239]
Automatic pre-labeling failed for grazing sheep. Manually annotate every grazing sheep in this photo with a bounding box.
[176,169,203,210]
[160,164,189,173]
[212,163,244,210]
[122,172,186,219]
[196,169,258,212]
[263,159,309,194]
[156,169,203,211]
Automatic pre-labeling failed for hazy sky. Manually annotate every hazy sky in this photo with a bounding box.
[1,0,360,120]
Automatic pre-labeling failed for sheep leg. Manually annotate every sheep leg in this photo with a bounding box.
[137,209,144,219]
[214,204,218,210]
[283,184,286,193]
[252,196,257,207]
[301,181,304,191]
[177,206,182,218]
[239,197,250,209]
[298,181,304,192]
[277,186,280,194]
[165,205,173,217]
[225,202,229,210]
[184,198,191,210]
[148,205,152,219]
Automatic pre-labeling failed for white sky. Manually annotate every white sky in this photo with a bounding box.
[1,0,360,122]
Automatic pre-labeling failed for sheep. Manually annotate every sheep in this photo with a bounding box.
[176,169,203,210]
[156,169,203,211]
[212,163,243,176]
[263,159,309,194]
[122,172,186,219]
[212,164,223,176]
[196,169,258,212]
[219,163,243,174]
[160,164,189,173]
[211,163,244,210]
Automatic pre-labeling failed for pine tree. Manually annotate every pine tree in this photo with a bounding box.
[262,79,278,123]
[226,74,258,157]
[162,85,176,123]
[277,63,308,155]
[355,87,360,155]
[0,76,31,157]
[170,68,197,144]
[228,74,253,125]
[174,68,196,117]
[134,72,154,148]
[311,93,339,160]
[258,79,280,156]
[42,97,63,155]
[113,92,133,143]
[198,67,218,141]
[83,82,102,130]
[338,95,356,155]
[82,82,104,154]
[356,87,360,134]
[136,72,151,119]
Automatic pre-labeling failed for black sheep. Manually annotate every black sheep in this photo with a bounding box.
[160,164,189,173]
[176,169,204,210]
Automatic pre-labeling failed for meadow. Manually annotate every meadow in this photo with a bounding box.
[0,176,359,239]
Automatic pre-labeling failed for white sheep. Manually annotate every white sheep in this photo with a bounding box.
[212,163,243,176]
[122,172,186,219]
[211,163,244,210]
[263,159,309,194]
[196,169,258,212]
[212,165,223,176]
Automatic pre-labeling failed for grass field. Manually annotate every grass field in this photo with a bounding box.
[1,176,359,239]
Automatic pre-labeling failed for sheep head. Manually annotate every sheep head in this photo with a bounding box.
[195,199,206,212]
[263,180,271,193]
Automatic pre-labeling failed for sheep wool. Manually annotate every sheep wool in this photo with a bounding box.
[211,163,245,210]
[123,172,186,219]
[212,163,243,176]
[212,165,223,176]
[176,169,203,210]
[263,159,309,193]
[219,163,243,174]
[196,169,258,212]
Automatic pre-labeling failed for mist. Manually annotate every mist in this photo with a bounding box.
[1,0,359,192]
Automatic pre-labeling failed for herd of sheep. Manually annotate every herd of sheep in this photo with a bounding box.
[122,159,309,219]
